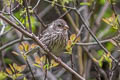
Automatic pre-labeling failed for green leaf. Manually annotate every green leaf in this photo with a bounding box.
[43,64,49,70]
[16,0,23,5]
[99,0,105,4]
[80,2,91,6]
[0,71,7,80]
[23,77,27,80]
[106,42,114,51]
[97,50,104,56]
[98,61,103,67]
[98,56,104,67]
[33,64,42,68]
[6,68,12,75]
[4,58,12,64]
[12,73,23,79]
[70,34,76,41]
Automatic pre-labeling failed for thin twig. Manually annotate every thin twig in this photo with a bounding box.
[44,0,75,10]
[58,9,72,19]
[24,0,32,32]
[76,38,111,46]
[33,11,47,28]
[10,14,26,29]
[0,28,13,37]
[0,20,6,35]
[32,0,41,10]
[26,58,36,80]
[0,4,20,15]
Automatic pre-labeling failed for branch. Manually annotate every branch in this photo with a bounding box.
[0,14,85,80]
[26,58,36,80]
[32,0,41,10]
[23,0,32,32]
[58,9,72,19]
[76,38,111,46]
[44,0,75,10]
[33,11,47,28]
[0,19,6,35]
[0,38,31,51]
[0,27,13,37]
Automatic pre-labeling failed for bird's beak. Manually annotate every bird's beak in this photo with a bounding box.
[64,25,69,30]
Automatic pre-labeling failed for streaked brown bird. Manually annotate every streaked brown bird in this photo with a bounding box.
[40,19,69,56]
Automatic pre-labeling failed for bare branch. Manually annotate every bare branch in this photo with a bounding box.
[0,38,31,51]
[76,38,111,46]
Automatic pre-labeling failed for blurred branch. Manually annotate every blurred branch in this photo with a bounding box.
[0,27,13,37]
[0,20,6,35]
[38,5,52,18]
[23,0,32,32]
[65,11,79,32]
[95,1,109,26]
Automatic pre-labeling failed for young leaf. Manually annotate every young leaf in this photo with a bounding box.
[70,34,76,41]
[18,45,24,51]
[0,71,7,80]
[43,64,49,70]
[13,63,26,72]
[6,68,12,75]
[66,40,72,52]
[35,56,41,64]
[50,59,59,68]
[80,2,91,6]
[98,56,104,67]
[31,44,37,49]
[22,43,29,52]
[33,64,42,68]
[74,37,80,43]
[9,64,15,73]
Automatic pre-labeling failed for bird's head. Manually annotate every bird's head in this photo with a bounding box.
[50,19,69,32]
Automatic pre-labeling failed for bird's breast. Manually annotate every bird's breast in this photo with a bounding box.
[49,32,68,56]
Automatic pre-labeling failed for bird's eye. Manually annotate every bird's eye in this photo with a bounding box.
[58,24,62,27]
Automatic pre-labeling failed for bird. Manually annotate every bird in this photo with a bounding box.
[40,19,69,56]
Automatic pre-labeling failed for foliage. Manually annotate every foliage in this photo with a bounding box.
[52,0,73,6]
[5,63,26,80]
[66,34,80,54]
[0,71,7,80]
[102,14,119,29]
